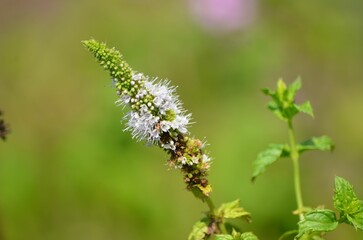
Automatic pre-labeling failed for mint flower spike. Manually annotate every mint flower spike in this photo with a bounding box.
[82,39,212,197]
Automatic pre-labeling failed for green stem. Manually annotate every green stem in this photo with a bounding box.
[204,196,228,234]
[288,119,304,221]
[219,221,228,235]
[205,196,215,213]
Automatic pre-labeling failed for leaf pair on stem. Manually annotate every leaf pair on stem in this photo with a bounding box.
[253,79,363,239]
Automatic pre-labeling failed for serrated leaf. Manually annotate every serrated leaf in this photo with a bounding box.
[214,235,234,240]
[286,78,301,102]
[240,232,259,240]
[298,232,326,240]
[214,232,258,240]
[297,209,338,238]
[277,79,287,101]
[333,176,363,230]
[217,199,251,220]
[296,101,314,118]
[297,136,334,153]
[267,101,285,121]
[263,78,313,121]
[284,104,300,119]
[346,213,363,231]
[252,144,290,181]
[188,221,208,240]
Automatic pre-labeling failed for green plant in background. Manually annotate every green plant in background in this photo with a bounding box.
[83,39,255,240]
[253,79,363,239]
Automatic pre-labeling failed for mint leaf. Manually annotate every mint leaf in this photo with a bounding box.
[297,209,338,238]
[252,144,290,181]
[262,78,313,121]
[266,101,286,121]
[240,232,259,240]
[214,235,234,240]
[286,78,301,102]
[346,213,363,231]
[297,136,334,153]
[283,104,300,120]
[217,199,251,221]
[188,221,208,240]
[334,176,363,230]
[214,232,258,240]
[298,233,325,240]
[261,88,274,96]
[296,101,314,118]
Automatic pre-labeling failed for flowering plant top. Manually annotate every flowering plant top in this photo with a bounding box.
[83,39,212,196]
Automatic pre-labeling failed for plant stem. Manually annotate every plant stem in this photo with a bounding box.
[205,196,228,234]
[205,196,216,213]
[219,221,228,235]
[288,119,304,221]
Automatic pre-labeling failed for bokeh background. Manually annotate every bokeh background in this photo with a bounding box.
[0,0,363,239]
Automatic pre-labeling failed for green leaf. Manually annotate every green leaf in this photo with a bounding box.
[296,101,314,118]
[286,78,301,102]
[214,232,258,240]
[283,105,300,119]
[297,136,334,153]
[217,199,251,221]
[240,232,259,240]
[346,213,363,231]
[214,235,234,240]
[278,230,299,240]
[263,78,313,121]
[261,88,274,96]
[277,79,288,101]
[298,233,326,240]
[188,221,208,240]
[267,101,285,121]
[252,144,290,181]
[333,176,363,230]
[297,209,338,238]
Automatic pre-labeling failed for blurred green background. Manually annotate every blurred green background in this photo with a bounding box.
[1,0,363,239]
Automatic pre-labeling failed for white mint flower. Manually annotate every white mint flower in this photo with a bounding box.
[132,73,143,81]
[120,72,191,144]
[135,89,147,99]
[144,79,181,115]
[160,120,171,132]
[124,111,160,143]
[179,156,187,165]
[115,94,131,106]
[162,140,176,151]
[170,115,190,134]
[202,154,211,163]
[191,156,199,164]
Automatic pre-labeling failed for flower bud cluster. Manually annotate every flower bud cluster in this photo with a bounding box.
[166,136,211,192]
[83,39,212,196]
